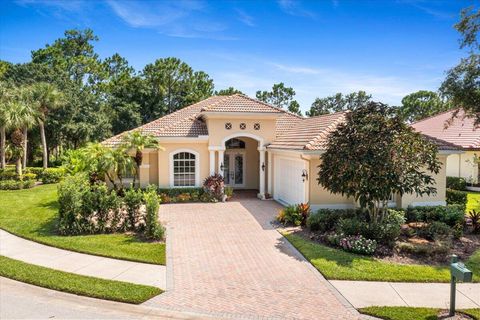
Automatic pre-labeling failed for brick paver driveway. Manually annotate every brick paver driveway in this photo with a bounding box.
[145,195,358,320]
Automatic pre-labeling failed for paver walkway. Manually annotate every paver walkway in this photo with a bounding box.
[0,230,166,288]
[331,280,480,309]
[145,196,359,320]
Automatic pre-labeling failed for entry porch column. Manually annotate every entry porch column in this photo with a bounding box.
[258,147,266,199]
[208,147,216,175]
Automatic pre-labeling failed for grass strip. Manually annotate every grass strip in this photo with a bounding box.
[0,255,162,304]
[283,232,478,282]
[359,306,480,320]
[0,184,165,265]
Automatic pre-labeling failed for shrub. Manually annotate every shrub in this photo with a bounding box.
[203,174,225,201]
[328,233,377,255]
[297,203,311,226]
[406,205,464,227]
[469,210,480,234]
[83,183,121,233]
[41,168,64,184]
[224,186,234,199]
[58,174,91,235]
[396,241,450,257]
[0,179,35,190]
[446,176,467,191]
[24,167,45,179]
[22,173,37,181]
[0,169,19,181]
[144,186,164,240]
[277,205,303,226]
[124,187,144,230]
[307,208,359,232]
[446,189,468,210]
[417,221,452,240]
[337,209,404,246]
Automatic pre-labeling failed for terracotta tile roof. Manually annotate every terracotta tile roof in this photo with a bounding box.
[268,112,346,150]
[102,96,224,146]
[422,134,463,151]
[411,109,480,150]
[102,94,301,146]
[201,94,287,114]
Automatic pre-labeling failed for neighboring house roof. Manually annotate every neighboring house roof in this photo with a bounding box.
[411,109,480,150]
[268,112,346,150]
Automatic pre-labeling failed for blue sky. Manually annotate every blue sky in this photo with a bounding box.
[0,0,474,113]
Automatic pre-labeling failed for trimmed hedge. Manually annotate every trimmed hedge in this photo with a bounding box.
[0,179,35,190]
[405,205,465,227]
[446,188,468,210]
[446,176,467,191]
[0,167,65,184]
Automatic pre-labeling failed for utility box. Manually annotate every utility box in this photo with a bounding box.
[450,255,473,316]
[451,262,473,282]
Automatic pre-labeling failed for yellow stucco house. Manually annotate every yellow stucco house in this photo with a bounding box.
[412,109,480,185]
[104,94,460,209]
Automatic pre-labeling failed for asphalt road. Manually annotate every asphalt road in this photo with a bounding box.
[0,277,210,320]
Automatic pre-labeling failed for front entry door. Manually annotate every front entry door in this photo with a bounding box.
[223,152,245,187]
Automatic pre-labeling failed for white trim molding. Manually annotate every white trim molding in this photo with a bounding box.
[169,148,200,188]
[310,203,355,211]
[159,136,209,144]
[408,201,447,207]
[221,132,264,149]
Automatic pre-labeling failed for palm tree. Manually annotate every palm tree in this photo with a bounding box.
[7,94,36,176]
[31,83,63,169]
[17,87,36,169]
[121,131,162,186]
[0,82,10,169]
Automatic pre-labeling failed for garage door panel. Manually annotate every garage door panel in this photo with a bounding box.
[274,157,305,205]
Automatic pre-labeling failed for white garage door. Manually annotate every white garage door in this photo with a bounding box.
[274,156,306,205]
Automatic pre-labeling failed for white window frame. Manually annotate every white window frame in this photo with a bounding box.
[169,149,200,188]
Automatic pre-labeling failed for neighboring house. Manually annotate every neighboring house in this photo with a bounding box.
[104,94,460,209]
[412,109,480,184]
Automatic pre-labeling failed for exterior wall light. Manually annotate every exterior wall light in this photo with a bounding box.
[301,169,308,182]
[220,163,224,172]
[261,163,266,171]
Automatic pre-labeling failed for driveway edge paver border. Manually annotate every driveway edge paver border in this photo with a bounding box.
[275,228,361,318]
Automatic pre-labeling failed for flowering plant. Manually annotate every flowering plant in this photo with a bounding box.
[203,174,225,201]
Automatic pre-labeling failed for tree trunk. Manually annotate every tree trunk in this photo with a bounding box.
[0,125,5,169]
[22,127,28,169]
[16,157,22,176]
[39,120,48,169]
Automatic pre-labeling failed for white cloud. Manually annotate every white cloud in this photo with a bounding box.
[236,9,255,27]
[277,0,316,18]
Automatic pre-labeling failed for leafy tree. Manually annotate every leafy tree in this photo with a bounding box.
[215,87,243,96]
[121,131,162,185]
[31,82,64,168]
[397,90,451,123]
[318,102,441,223]
[288,100,302,116]
[101,54,142,134]
[306,91,372,116]
[141,57,214,122]
[440,6,480,125]
[31,29,102,85]
[256,82,297,109]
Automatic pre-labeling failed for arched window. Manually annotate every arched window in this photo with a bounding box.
[170,150,199,187]
[225,138,245,149]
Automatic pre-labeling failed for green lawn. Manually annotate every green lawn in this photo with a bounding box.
[0,255,161,304]
[359,306,480,320]
[0,184,165,265]
[467,191,480,213]
[284,233,479,282]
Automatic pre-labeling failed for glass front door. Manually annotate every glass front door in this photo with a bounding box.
[223,152,245,187]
